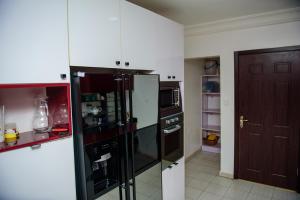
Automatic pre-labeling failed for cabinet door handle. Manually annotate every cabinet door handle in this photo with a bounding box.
[172,76,176,79]
[125,62,130,67]
[167,76,171,79]
[116,60,121,66]
[31,144,41,150]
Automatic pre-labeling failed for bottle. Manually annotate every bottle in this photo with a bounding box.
[32,97,52,133]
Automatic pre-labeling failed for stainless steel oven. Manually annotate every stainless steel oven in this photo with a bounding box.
[161,112,183,169]
[160,82,182,117]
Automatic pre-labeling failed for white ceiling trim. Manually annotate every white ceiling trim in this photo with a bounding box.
[185,7,300,37]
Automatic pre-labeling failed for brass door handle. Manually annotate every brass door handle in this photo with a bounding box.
[240,115,248,128]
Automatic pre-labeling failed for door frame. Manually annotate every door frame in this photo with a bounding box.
[233,45,300,190]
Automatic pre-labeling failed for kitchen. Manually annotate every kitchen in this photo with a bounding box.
[0,0,184,200]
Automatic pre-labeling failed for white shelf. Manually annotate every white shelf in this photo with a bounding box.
[202,74,220,77]
[202,143,221,153]
[202,109,220,114]
[202,125,221,132]
[202,92,220,95]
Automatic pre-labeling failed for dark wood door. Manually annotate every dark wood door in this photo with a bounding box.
[236,47,300,190]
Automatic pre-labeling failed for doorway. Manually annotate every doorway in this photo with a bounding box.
[234,46,300,190]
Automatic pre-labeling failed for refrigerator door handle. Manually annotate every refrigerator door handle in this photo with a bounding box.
[128,75,137,200]
[120,74,131,200]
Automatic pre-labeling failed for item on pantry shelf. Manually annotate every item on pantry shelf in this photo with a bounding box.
[0,105,4,142]
[53,103,69,127]
[203,81,220,93]
[32,97,52,133]
[204,133,219,146]
[207,134,217,141]
[204,60,219,75]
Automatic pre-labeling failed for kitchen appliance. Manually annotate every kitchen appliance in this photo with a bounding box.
[71,68,161,200]
[161,112,183,170]
[160,81,182,117]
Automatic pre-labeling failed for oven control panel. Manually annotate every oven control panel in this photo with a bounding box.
[161,112,183,129]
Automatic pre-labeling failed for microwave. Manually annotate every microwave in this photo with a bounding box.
[159,81,182,117]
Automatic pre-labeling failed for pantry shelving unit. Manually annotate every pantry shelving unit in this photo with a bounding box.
[202,67,221,153]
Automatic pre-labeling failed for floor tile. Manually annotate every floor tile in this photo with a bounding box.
[186,186,203,200]
[224,187,248,200]
[205,182,230,196]
[198,191,223,200]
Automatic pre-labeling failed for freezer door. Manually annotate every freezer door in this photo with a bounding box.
[132,75,159,129]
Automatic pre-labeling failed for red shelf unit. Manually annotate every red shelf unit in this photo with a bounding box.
[0,83,72,153]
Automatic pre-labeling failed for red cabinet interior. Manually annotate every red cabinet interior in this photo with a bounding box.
[0,83,72,153]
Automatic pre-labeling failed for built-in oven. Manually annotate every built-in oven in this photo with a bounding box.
[161,112,183,169]
[160,82,182,117]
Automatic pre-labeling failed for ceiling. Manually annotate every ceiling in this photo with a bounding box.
[128,0,300,25]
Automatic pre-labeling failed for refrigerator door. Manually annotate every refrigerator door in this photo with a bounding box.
[132,75,159,129]
[128,74,162,200]
[71,71,126,200]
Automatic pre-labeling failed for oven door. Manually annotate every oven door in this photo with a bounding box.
[161,122,183,164]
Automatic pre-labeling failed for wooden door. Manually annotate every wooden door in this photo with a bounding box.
[235,47,300,190]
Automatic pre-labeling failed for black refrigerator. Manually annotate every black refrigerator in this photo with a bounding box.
[71,67,162,200]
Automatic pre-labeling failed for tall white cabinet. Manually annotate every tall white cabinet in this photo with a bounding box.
[0,0,69,84]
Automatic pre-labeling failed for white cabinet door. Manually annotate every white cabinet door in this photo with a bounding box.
[0,0,69,84]
[0,137,76,200]
[162,165,175,200]
[173,157,185,200]
[121,1,157,70]
[154,17,184,81]
[69,0,121,68]
[162,157,185,200]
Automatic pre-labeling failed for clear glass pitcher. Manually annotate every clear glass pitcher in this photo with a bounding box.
[32,97,52,133]
[53,103,69,128]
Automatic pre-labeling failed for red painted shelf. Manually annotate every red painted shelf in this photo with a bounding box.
[0,131,71,153]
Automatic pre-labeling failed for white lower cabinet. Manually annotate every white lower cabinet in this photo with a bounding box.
[0,137,76,200]
[162,157,185,200]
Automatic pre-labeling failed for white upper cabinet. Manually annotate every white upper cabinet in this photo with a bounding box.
[68,0,122,68]
[155,17,184,81]
[120,1,157,70]
[0,0,69,84]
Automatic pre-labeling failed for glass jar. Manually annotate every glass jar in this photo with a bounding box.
[32,97,52,133]
[53,103,69,128]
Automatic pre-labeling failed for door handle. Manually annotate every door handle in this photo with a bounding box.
[163,125,181,134]
[240,115,248,128]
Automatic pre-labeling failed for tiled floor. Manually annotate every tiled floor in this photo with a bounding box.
[186,151,300,200]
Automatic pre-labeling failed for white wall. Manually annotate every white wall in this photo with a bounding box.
[184,59,203,158]
[185,21,300,176]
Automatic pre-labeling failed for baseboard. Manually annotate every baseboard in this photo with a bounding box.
[219,171,234,179]
[185,148,201,162]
